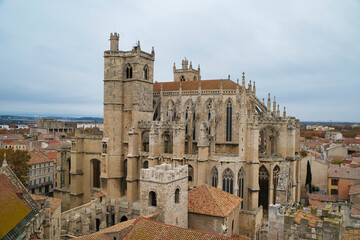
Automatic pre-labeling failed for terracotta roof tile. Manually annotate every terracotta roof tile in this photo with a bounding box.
[28,151,54,165]
[293,210,321,228]
[153,79,239,92]
[343,229,360,240]
[122,217,239,240]
[46,152,57,159]
[328,165,360,180]
[188,184,242,217]
[308,193,337,202]
[74,233,111,240]
[0,174,32,238]
[94,191,106,198]
[0,134,25,141]
[349,185,360,195]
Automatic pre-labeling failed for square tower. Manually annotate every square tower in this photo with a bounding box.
[140,163,188,228]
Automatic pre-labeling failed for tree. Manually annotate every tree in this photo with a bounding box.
[305,160,312,193]
[0,149,31,187]
[300,150,308,158]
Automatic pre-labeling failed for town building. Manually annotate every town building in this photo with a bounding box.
[28,151,55,195]
[328,165,360,200]
[30,118,75,135]
[325,132,343,141]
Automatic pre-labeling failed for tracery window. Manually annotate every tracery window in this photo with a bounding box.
[143,65,148,80]
[211,167,218,187]
[188,165,194,182]
[223,168,234,194]
[226,100,232,141]
[238,168,245,208]
[126,64,133,79]
[180,75,185,81]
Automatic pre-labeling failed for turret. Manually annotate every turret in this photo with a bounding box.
[273,96,276,113]
[109,33,119,51]
[182,59,188,70]
[267,93,271,112]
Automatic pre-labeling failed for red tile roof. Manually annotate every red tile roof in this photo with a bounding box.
[349,185,360,195]
[46,152,57,159]
[293,210,321,228]
[121,217,239,240]
[28,151,54,165]
[328,165,360,180]
[0,174,32,238]
[308,193,337,202]
[153,79,239,92]
[0,134,25,141]
[188,184,242,217]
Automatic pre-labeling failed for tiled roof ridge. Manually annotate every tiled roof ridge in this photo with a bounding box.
[205,184,227,216]
[123,216,239,239]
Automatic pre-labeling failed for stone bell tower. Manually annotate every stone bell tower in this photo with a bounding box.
[102,33,155,200]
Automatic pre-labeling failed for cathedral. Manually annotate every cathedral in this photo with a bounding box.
[55,32,301,238]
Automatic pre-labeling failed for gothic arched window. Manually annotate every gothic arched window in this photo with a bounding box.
[126,64,133,79]
[226,100,233,142]
[211,167,218,188]
[223,168,234,194]
[273,165,280,203]
[175,188,180,203]
[143,65,148,80]
[124,159,127,190]
[188,165,194,182]
[180,75,185,81]
[238,168,245,208]
[143,161,149,169]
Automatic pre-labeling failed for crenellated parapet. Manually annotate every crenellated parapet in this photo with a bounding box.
[140,163,188,183]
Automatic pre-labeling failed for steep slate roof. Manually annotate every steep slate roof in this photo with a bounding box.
[188,184,242,217]
[153,79,238,92]
[308,193,337,202]
[28,151,54,165]
[328,166,360,180]
[121,217,240,240]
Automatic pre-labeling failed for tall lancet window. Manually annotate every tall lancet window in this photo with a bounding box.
[222,168,234,194]
[207,100,212,120]
[226,100,232,141]
[211,167,218,187]
[143,65,148,80]
[126,64,132,79]
[238,168,245,208]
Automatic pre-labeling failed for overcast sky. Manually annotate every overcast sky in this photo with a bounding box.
[0,0,359,121]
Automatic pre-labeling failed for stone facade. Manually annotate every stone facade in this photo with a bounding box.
[57,33,302,238]
[140,163,188,228]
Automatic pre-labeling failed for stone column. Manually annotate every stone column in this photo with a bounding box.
[127,129,139,202]
[269,164,274,205]
[172,124,185,159]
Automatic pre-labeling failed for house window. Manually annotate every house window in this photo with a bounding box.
[331,179,339,186]
[331,189,338,195]
[149,191,157,206]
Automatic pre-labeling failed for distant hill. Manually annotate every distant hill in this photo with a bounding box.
[301,121,360,126]
[0,115,103,124]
